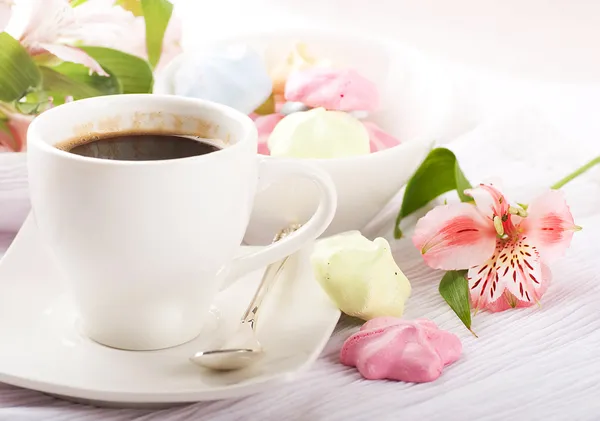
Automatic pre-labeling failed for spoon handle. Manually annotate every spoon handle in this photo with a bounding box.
[241,256,290,331]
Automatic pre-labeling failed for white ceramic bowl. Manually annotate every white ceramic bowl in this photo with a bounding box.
[198,29,454,244]
[1,29,453,239]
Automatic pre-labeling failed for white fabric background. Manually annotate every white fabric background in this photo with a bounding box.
[2,2,600,419]
[1,111,599,421]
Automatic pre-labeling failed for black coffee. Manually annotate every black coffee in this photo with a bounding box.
[56,133,222,161]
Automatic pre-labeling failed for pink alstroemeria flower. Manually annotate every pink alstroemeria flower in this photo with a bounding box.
[0,0,13,31]
[78,8,182,71]
[413,183,580,312]
[0,97,71,152]
[0,112,33,152]
[5,0,135,76]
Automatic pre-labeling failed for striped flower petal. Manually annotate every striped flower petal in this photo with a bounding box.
[465,183,510,220]
[519,190,580,262]
[468,236,545,310]
[38,43,108,76]
[483,264,552,312]
[413,203,497,270]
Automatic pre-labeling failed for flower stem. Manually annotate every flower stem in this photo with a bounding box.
[551,156,600,190]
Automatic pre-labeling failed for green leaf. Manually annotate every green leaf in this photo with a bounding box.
[70,0,89,6]
[15,91,53,114]
[141,0,174,68]
[39,66,107,100]
[394,147,472,238]
[454,160,472,202]
[19,62,122,111]
[80,47,153,94]
[117,0,144,16]
[439,270,476,335]
[52,62,122,96]
[31,53,63,68]
[0,119,9,135]
[0,32,41,102]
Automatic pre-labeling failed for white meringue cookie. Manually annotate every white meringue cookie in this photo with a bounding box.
[154,45,272,115]
[311,231,412,320]
[267,107,370,159]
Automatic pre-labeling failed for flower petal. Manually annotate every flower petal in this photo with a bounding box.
[519,189,579,261]
[413,203,496,270]
[8,0,73,46]
[0,0,12,32]
[467,240,506,308]
[8,113,33,152]
[38,43,108,76]
[0,112,33,152]
[481,264,551,312]
[468,237,547,310]
[0,130,17,152]
[67,0,136,47]
[465,183,510,220]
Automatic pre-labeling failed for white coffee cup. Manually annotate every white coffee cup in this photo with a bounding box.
[27,94,337,351]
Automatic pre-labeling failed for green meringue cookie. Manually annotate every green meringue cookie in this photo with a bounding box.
[267,107,370,158]
[311,231,411,320]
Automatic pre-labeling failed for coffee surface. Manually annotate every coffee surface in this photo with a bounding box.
[56,133,222,161]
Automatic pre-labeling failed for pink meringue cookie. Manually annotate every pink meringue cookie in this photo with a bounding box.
[252,113,284,155]
[284,68,379,112]
[362,121,401,153]
[340,317,462,383]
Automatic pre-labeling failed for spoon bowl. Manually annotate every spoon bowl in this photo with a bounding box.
[190,349,262,371]
[190,225,299,371]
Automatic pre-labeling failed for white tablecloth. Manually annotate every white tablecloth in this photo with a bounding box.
[1,107,600,420]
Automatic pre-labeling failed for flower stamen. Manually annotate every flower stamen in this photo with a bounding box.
[493,216,504,236]
[509,205,528,217]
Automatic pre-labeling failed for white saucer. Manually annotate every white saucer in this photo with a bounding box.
[0,216,340,407]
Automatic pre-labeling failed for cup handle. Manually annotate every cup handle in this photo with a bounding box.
[220,158,337,290]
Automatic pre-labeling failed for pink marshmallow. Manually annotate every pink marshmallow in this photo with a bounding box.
[284,68,379,112]
[253,113,284,155]
[362,121,401,152]
[340,317,462,383]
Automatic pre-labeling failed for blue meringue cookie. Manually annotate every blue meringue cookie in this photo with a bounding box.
[158,45,273,115]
